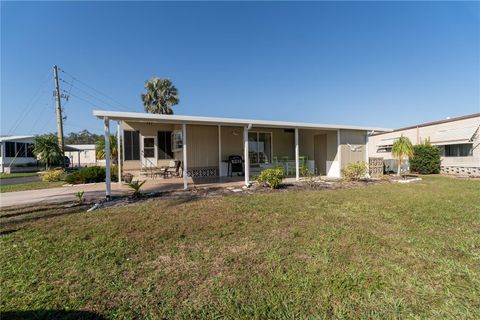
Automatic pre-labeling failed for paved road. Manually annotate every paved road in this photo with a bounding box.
[0,176,40,186]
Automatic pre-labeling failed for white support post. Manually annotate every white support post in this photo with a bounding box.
[1,142,5,173]
[243,126,250,186]
[365,132,370,178]
[104,117,111,200]
[77,151,81,168]
[218,125,222,177]
[337,129,341,178]
[182,123,188,190]
[295,128,300,181]
[117,121,122,183]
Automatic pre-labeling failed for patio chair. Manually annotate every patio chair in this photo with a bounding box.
[163,160,182,178]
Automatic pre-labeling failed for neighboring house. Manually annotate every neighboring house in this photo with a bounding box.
[368,113,480,176]
[65,144,97,167]
[93,110,391,195]
[0,135,37,173]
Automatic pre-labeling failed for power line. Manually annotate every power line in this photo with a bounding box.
[58,67,133,112]
[7,69,52,134]
[60,79,129,112]
[66,91,107,111]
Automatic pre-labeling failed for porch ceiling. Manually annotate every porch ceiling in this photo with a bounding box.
[93,110,392,132]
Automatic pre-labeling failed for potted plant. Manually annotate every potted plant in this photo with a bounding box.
[122,172,134,183]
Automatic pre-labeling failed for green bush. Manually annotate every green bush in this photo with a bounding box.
[341,162,368,181]
[255,167,285,189]
[410,143,441,174]
[41,169,65,182]
[300,164,311,177]
[65,166,118,184]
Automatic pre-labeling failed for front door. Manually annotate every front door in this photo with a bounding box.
[141,136,157,168]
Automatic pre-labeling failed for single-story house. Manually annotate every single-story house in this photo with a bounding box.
[65,144,97,167]
[93,110,390,198]
[0,135,37,173]
[368,113,480,175]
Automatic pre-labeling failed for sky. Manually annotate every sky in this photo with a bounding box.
[1,1,479,135]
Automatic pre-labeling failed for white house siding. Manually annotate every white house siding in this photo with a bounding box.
[368,114,480,176]
[339,130,367,168]
[65,145,97,167]
[0,136,37,173]
[118,121,372,179]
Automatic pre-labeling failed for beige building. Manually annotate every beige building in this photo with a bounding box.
[368,113,480,175]
[65,144,97,167]
[93,110,390,197]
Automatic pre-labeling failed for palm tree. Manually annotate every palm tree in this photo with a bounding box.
[391,135,414,177]
[96,135,119,163]
[141,77,179,114]
[33,135,63,170]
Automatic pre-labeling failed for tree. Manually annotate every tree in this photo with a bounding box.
[64,130,102,144]
[391,135,414,177]
[33,135,63,170]
[95,135,119,164]
[141,77,179,114]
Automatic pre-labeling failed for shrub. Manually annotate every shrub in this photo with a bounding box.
[75,191,85,204]
[41,169,65,182]
[341,162,368,181]
[300,164,311,177]
[410,143,441,174]
[255,167,285,189]
[65,166,119,184]
[128,180,146,198]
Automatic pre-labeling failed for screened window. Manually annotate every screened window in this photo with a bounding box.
[443,144,473,157]
[124,131,140,161]
[5,142,15,157]
[172,131,183,151]
[26,143,35,158]
[16,143,26,158]
[158,131,173,159]
[143,137,155,158]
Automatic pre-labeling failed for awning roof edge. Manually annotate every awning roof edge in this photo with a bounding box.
[93,110,392,132]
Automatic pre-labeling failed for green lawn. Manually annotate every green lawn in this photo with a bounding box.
[0,181,65,193]
[0,172,38,179]
[1,176,479,319]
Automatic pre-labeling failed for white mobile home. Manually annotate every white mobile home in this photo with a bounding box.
[93,110,390,198]
[0,135,37,173]
[368,113,480,176]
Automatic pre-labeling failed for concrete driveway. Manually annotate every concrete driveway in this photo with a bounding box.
[0,177,244,209]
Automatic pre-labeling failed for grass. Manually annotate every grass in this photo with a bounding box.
[0,180,65,193]
[1,176,479,319]
[0,172,39,179]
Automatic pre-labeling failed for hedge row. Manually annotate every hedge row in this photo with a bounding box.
[65,166,118,184]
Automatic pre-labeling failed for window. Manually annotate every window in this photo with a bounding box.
[5,142,15,157]
[248,131,272,164]
[26,143,35,158]
[158,131,173,159]
[16,143,26,158]
[143,137,155,158]
[443,144,473,157]
[124,131,140,160]
[377,146,392,153]
[172,131,183,152]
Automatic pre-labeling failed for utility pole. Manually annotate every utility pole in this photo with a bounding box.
[53,65,65,167]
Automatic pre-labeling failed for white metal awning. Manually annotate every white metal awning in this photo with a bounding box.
[430,125,479,144]
[93,110,392,132]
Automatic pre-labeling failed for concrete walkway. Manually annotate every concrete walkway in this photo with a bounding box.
[0,177,245,209]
